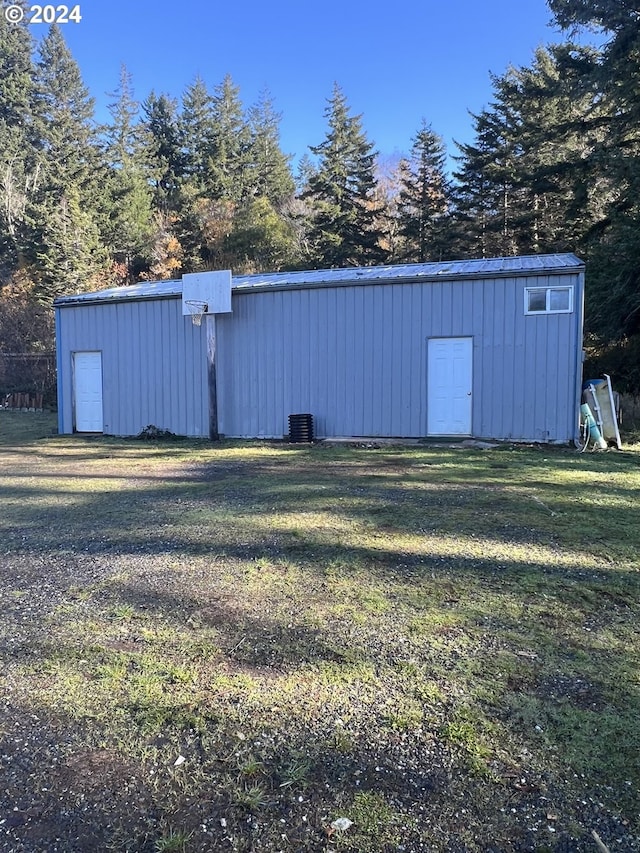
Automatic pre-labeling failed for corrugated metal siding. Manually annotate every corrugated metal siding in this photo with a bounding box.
[471,273,581,442]
[56,264,583,443]
[215,272,582,441]
[57,298,209,437]
[216,283,421,438]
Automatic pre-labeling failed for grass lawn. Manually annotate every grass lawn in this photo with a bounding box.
[1,411,639,853]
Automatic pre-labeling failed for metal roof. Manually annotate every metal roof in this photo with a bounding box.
[54,254,584,307]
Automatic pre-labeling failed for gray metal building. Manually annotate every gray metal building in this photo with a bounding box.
[54,254,585,443]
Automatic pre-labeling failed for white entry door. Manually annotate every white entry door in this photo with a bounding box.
[427,337,473,435]
[74,351,103,432]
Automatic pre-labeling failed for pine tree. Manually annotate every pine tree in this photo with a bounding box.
[225,196,296,273]
[180,76,216,194]
[547,0,633,32]
[0,6,38,280]
[178,76,248,273]
[492,46,607,255]
[140,91,184,214]
[38,185,106,297]
[106,65,139,166]
[209,74,251,203]
[548,0,640,388]
[397,122,451,262]
[104,65,153,281]
[138,91,186,275]
[451,108,513,259]
[246,90,295,206]
[449,49,601,261]
[295,154,316,194]
[175,75,260,273]
[305,84,385,267]
[31,24,108,300]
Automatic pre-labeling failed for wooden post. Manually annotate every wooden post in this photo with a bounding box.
[206,314,219,440]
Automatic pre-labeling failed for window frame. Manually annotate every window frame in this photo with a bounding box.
[524,285,574,315]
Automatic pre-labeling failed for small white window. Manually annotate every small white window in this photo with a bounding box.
[525,286,573,314]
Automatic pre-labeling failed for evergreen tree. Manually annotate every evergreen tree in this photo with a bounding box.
[491,46,606,254]
[173,77,215,273]
[295,154,316,194]
[209,74,251,203]
[104,65,153,281]
[450,47,604,260]
[547,0,634,32]
[106,65,139,165]
[174,75,259,273]
[0,6,38,280]
[451,108,513,259]
[180,75,216,193]
[397,122,451,262]
[37,184,106,297]
[140,91,184,214]
[31,25,107,300]
[139,91,186,275]
[305,84,385,267]
[246,90,295,205]
[548,0,640,388]
[225,196,296,273]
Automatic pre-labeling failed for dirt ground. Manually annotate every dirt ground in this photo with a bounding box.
[1,420,639,853]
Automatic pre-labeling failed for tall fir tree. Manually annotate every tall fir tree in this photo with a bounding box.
[0,4,50,359]
[451,112,505,259]
[180,76,216,194]
[489,46,606,255]
[140,91,184,215]
[304,84,385,268]
[246,90,295,206]
[453,100,524,259]
[104,65,153,282]
[209,74,251,203]
[178,76,233,273]
[31,24,107,300]
[227,89,298,272]
[139,92,186,276]
[448,49,601,262]
[0,6,38,280]
[397,122,451,262]
[547,0,640,389]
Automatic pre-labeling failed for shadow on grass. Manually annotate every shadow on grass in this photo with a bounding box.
[2,438,640,850]
[2,439,640,558]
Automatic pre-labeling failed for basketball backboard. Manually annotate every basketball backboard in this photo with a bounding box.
[182,270,232,316]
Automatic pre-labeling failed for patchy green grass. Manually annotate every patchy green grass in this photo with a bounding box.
[0,408,57,444]
[1,413,639,852]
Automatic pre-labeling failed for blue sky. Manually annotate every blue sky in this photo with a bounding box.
[35,0,579,168]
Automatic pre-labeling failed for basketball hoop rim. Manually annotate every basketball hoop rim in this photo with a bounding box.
[184,299,209,313]
[184,299,208,326]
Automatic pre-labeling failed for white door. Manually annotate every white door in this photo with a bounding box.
[74,351,103,432]
[427,337,473,435]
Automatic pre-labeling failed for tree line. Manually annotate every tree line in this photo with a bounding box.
[1,0,639,392]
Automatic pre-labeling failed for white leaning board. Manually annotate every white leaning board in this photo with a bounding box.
[182,270,232,315]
